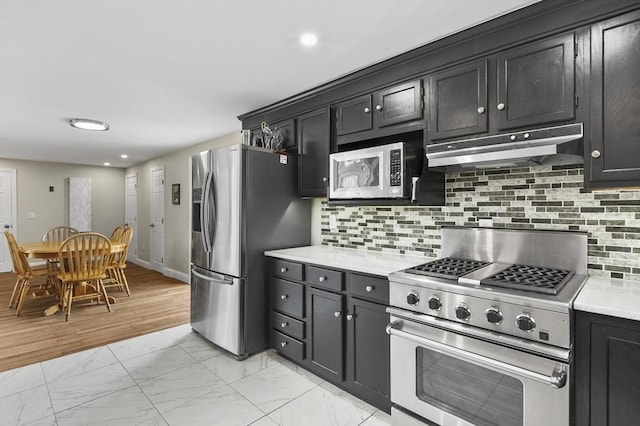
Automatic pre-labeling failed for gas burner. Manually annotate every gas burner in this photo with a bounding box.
[481,264,574,295]
[406,257,490,280]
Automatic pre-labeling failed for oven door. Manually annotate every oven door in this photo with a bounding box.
[387,313,570,426]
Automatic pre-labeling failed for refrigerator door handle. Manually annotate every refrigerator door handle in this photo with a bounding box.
[209,169,217,246]
[201,171,213,252]
[191,268,234,285]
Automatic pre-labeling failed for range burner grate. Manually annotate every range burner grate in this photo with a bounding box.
[406,257,490,280]
[481,264,574,295]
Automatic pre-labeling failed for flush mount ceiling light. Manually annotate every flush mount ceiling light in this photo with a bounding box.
[103,162,110,166]
[300,33,318,47]
[69,118,109,131]
[120,154,128,159]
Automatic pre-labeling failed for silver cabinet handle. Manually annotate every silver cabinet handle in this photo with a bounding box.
[497,103,505,111]
[281,322,288,328]
[477,107,485,114]
[322,177,328,182]
[280,341,287,347]
[334,311,340,318]
[364,107,370,113]
[280,267,288,273]
[375,104,382,111]
[280,294,288,300]
[591,150,601,158]
[510,135,517,141]
[346,314,353,321]
[318,276,326,282]
[523,133,530,139]
[365,285,374,292]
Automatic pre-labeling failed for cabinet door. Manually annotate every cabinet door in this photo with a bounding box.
[346,297,390,411]
[375,79,423,128]
[306,287,343,381]
[336,94,373,136]
[297,107,330,197]
[586,10,640,188]
[497,33,575,130]
[428,60,488,141]
[575,312,640,426]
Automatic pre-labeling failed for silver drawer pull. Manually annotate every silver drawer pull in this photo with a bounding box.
[280,267,288,273]
[280,341,287,347]
[281,322,288,328]
[280,294,288,300]
[334,311,341,318]
[318,276,326,282]
[365,285,374,292]
[346,314,353,321]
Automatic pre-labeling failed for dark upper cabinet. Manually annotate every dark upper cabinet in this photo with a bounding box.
[428,59,488,141]
[345,297,390,411]
[297,107,330,197]
[586,10,640,188]
[497,32,575,130]
[575,311,640,426]
[306,287,343,382]
[335,79,423,139]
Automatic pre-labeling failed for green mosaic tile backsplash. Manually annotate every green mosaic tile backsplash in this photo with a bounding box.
[320,164,640,281]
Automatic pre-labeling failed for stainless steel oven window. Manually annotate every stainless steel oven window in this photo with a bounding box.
[416,347,523,426]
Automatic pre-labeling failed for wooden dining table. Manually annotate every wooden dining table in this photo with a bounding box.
[21,241,126,316]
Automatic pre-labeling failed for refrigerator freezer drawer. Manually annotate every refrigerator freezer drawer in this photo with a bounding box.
[190,266,244,356]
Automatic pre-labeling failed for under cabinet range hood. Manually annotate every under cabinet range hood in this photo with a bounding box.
[426,123,584,169]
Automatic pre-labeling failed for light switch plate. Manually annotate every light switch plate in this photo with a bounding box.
[27,211,36,219]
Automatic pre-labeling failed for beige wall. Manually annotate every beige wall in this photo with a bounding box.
[125,131,241,277]
[0,158,125,242]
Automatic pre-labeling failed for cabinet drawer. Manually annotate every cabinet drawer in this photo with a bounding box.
[272,259,304,281]
[271,311,305,340]
[349,273,389,304]
[271,330,304,362]
[307,265,344,292]
[271,279,304,319]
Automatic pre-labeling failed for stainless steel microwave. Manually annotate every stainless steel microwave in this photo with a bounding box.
[329,142,422,200]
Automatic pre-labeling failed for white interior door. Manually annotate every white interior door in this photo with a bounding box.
[125,174,138,260]
[0,169,17,272]
[150,167,164,272]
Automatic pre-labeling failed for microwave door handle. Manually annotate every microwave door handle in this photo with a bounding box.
[386,322,567,389]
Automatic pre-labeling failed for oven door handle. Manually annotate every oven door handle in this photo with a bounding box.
[386,322,567,389]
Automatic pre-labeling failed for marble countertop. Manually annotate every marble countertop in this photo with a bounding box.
[264,245,428,277]
[574,276,640,321]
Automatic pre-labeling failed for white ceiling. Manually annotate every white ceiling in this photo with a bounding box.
[0,0,539,168]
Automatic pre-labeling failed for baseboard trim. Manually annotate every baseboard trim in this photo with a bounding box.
[129,257,151,269]
[164,267,190,284]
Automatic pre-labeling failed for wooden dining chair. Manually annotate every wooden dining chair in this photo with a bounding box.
[104,227,133,296]
[4,231,56,315]
[42,226,79,243]
[56,233,112,321]
[110,226,124,242]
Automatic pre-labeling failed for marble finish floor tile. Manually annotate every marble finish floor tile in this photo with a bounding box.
[231,363,316,414]
[41,347,117,384]
[360,410,392,426]
[319,382,377,415]
[120,345,198,381]
[54,385,160,426]
[176,333,226,362]
[107,330,176,361]
[0,363,45,398]
[201,351,275,384]
[22,415,57,426]
[159,381,263,426]
[268,386,371,426]
[0,384,53,426]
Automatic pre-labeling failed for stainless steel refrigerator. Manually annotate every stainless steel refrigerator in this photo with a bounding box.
[190,144,310,359]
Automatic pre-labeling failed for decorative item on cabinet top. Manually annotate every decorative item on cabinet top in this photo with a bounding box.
[247,121,285,152]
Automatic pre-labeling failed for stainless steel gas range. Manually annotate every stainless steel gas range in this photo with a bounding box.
[386,227,588,426]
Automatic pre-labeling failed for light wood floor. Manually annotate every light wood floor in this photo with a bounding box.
[0,262,190,372]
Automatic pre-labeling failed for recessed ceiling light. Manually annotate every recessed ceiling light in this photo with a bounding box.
[120,154,128,159]
[300,33,318,47]
[69,118,109,131]
[103,162,110,166]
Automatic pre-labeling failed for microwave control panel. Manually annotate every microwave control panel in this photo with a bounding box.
[390,149,402,186]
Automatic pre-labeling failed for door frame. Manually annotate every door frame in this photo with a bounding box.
[150,166,165,272]
[125,173,138,261]
[0,168,17,272]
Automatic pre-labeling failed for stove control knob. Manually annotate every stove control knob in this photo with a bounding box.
[516,314,536,332]
[407,292,420,306]
[485,307,503,325]
[427,296,442,311]
[455,304,471,321]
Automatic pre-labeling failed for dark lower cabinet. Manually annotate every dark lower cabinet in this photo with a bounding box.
[575,311,640,426]
[306,287,343,382]
[346,297,390,411]
[586,9,640,188]
[297,107,330,197]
